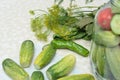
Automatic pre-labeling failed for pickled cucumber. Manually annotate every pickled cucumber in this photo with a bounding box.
[94,30,120,47]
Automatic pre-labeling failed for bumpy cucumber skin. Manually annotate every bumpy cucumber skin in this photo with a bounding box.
[2,58,29,80]
[20,40,34,68]
[46,54,76,80]
[93,31,120,47]
[96,45,105,76]
[106,46,120,80]
[90,42,115,79]
[34,44,56,69]
[31,71,44,80]
[51,39,89,57]
[90,42,98,64]
[96,45,115,79]
[111,14,120,35]
[57,74,95,80]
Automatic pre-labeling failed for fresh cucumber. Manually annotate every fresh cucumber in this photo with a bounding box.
[51,39,89,57]
[106,46,120,80]
[57,74,95,80]
[2,58,29,80]
[111,14,120,34]
[46,54,76,80]
[20,40,34,68]
[31,71,44,80]
[93,30,120,47]
[34,44,56,69]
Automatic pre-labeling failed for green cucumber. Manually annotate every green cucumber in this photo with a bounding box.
[90,42,98,64]
[46,54,76,80]
[90,43,115,79]
[93,30,120,47]
[111,14,120,34]
[34,44,56,69]
[106,46,120,80]
[96,45,105,76]
[51,39,89,57]
[2,58,29,80]
[20,40,34,68]
[57,74,95,80]
[31,71,44,80]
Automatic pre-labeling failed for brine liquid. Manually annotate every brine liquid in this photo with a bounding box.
[90,42,116,80]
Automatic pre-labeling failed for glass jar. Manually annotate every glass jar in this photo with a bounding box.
[90,0,120,80]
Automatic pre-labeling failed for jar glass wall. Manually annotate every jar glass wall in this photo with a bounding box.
[90,0,120,80]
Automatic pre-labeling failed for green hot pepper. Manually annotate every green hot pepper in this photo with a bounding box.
[51,39,89,57]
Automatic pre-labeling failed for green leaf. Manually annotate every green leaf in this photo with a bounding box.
[70,32,87,40]
[85,23,94,35]
[83,34,93,40]
[76,17,94,29]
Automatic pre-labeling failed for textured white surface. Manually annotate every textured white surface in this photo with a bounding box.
[0,0,108,80]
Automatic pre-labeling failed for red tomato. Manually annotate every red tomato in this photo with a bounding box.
[97,8,113,30]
